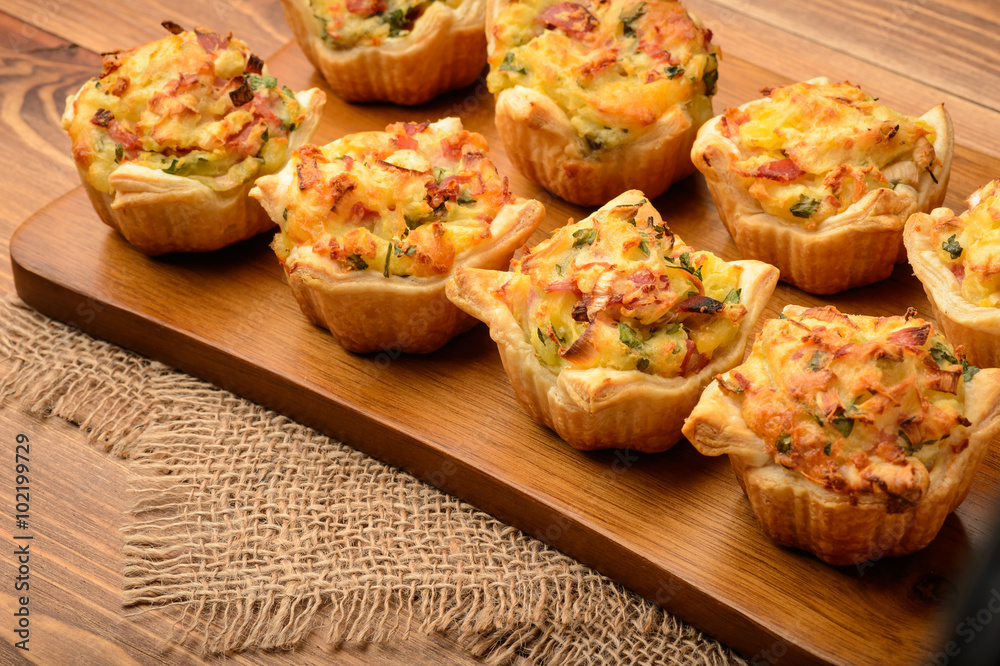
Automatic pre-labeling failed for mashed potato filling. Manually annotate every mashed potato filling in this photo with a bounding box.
[496,196,746,376]
[487,0,718,152]
[926,179,1000,308]
[723,81,940,227]
[274,118,515,278]
[64,24,307,193]
[720,306,977,507]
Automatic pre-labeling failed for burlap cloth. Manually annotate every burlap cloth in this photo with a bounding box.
[0,295,744,664]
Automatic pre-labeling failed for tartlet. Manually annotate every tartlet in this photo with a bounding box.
[692,78,953,294]
[250,117,545,354]
[683,305,1000,565]
[905,180,1000,368]
[485,0,719,205]
[446,190,778,452]
[61,22,325,256]
[280,0,487,104]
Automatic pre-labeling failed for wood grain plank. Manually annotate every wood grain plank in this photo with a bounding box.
[685,0,1000,161]
[11,41,1000,664]
[696,0,1000,113]
[2,0,291,62]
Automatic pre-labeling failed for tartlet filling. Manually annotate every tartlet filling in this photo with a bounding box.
[721,81,941,227]
[63,23,308,193]
[926,179,1000,308]
[497,196,746,375]
[274,118,514,278]
[718,306,977,508]
[487,0,718,153]
[310,0,464,48]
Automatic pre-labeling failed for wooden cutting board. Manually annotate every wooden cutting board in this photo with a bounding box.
[12,40,1000,666]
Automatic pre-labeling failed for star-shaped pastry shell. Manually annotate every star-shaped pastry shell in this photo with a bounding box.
[692,77,953,294]
[251,117,545,354]
[683,304,1000,565]
[280,0,486,104]
[905,180,1000,368]
[447,190,778,452]
[62,25,325,255]
[485,0,719,205]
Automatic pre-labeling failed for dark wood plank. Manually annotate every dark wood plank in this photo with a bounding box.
[12,40,1000,666]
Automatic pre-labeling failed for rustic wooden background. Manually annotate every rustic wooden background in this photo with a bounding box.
[3,1,1000,664]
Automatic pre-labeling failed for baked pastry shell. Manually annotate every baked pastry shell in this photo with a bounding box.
[446,255,778,452]
[280,0,487,105]
[66,89,326,256]
[691,80,954,294]
[905,207,1000,368]
[682,308,1000,565]
[485,0,713,206]
[253,164,546,353]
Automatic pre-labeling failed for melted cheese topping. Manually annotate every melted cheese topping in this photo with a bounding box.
[63,26,307,194]
[487,0,718,151]
[723,81,938,227]
[497,196,746,375]
[273,118,515,278]
[927,180,1000,308]
[310,0,462,48]
[720,306,976,506]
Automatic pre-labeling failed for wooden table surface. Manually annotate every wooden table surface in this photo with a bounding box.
[2,1,1000,664]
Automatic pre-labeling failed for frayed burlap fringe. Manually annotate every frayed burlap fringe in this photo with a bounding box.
[0,296,744,665]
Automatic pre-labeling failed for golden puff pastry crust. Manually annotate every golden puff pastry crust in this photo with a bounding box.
[280,0,486,104]
[692,77,953,294]
[446,190,778,452]
[251,117,545,354]
[485,0,718,206]
[905,180,1000,368]
[62,24,325,255]
[683,304,1000,565]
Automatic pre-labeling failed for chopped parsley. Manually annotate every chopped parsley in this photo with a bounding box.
[790,195,821,218]
[537,328,546,344]
[638,238,651,257]
[621,2,645,37]
[723,288,741,305]
[831,416,854,439]
[775,433,792,454]
[930,342,958,367]
[636,357,650,372]
[405,216,422,231]
[114,143,123,162]
[163,159,180,174]
[572,228,598,248]
[666,65,684,80]
[668,252,702,280]
[345,254,368,271]
[963,359,980,383]
[823,442,832,456]
[618,322,642,348]
[385,9,407,37]
[247,73,277,89]
[498,51,526,75]
[942,234,963,260]
[457,192,476,205]
[806,350,828,372]
[702,57,718,96]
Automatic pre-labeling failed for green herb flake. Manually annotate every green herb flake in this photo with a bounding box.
[282,208,288,221]
[672,252,702,280]
[823,442,832,456]
[775,433,792,454]
[621,2,645,37]
[636,357,650,372]
[666,65,684,79]
[572,228,598,248]
[831,415,854,439]
[963,359,980,383]
[664,322,681,335]
[498,51,526,75]
[383,245,394,277]
[537,328,546,344]
[432,166,446,183]
[638,239,650,257]
[163,159,180,174]
[807,350,828,372]
[282,85,295,98]
[345,254,368,271]
[405,216,422,231]
[930,342,958,368]
[555,263,564,277]
[386,9,407,36]
[702,54,718,95]
[247,73,277,89]
[618,322,642,349]
[457,192,476,205]
[723,288,741,305]
[281,119,298,132]
[942,234,963,260]
[790,195,821,219]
